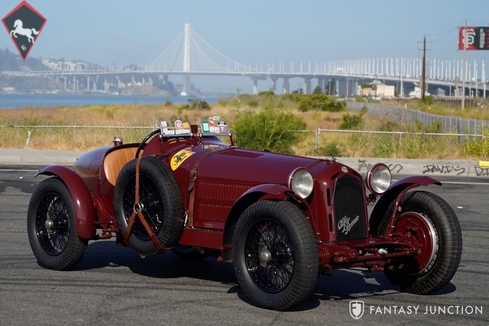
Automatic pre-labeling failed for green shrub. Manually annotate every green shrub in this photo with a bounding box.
[379,120,402,131]
[373,134,398,157]
[233,106,306,154]
[258,90,275,97]
[298,94,344,112]
[179,99,211,110]
[247,99,259,107]
[321,142,341,157]
[339,113,363,130]
[339,106,367,130]
[463,129,489,159]
[218,99,229,106]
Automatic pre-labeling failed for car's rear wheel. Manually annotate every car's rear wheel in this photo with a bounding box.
[377,191,462,294]
[114,157,184,256]
[27,178,88,270]
[233,200,318,311]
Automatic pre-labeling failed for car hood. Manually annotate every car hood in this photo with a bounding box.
[189,147,322,185]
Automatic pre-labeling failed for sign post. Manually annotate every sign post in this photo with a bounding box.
[458,24,489,108]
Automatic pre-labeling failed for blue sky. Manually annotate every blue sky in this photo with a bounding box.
[1,0,489,92]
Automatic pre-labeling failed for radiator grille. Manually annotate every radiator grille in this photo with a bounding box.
[333,175,367,240]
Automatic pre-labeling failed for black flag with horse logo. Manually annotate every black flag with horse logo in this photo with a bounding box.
[2,1,47,60]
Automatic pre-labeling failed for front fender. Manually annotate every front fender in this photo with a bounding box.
[240,184,292,201]
[369,175,441,233]
[36,165,96,239]
[223,184,307,258]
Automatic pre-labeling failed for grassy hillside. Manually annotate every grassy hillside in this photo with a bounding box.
[1,94,488,160]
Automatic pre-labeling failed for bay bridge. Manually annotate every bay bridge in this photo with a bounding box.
[7,23,489,97]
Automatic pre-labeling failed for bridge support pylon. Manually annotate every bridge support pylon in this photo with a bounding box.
[182,74,191,96]
[116,76,125,89]
[267,76,278,93]
[282,77,290,94]
[251,77,262,95]
[304,77,312,94]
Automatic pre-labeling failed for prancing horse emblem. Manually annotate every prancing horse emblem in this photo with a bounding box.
[10,19,39,43]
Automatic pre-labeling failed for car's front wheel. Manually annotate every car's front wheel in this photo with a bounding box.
[233,200,318,311]
[377,191,462,294]
[27,177,88,270]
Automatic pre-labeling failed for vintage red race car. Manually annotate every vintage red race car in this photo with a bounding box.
[27,118,462,311]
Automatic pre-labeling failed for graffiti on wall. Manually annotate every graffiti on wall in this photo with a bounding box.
[356,161,489,178]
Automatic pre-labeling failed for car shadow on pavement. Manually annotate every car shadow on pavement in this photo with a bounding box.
[74,241,457,312]
[76,240,237,284]
[290,269,458,311]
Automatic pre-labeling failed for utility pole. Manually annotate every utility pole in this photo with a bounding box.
[420,35,427,101]
[462,20,467,110]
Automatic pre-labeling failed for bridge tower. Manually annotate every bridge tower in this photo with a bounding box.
[182,23,191,95]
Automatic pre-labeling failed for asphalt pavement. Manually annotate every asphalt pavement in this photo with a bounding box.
[0,148,488,179]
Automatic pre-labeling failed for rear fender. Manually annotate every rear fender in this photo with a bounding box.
[369,175,441,233]
[36,165,96,239]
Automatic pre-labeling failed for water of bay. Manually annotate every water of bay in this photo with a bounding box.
[0,93,221,109]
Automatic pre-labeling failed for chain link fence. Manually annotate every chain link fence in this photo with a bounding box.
[346,101,487,134]
[4,101,488,159]
[290,128,484,159]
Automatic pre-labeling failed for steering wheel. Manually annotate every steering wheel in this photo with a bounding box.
[135,129,161,159]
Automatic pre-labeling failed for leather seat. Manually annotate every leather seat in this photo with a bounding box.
[103,147,140,186]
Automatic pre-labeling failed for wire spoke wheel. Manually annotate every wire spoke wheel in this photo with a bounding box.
[245,220,294,293]
[27,178,87,270]
[121,174,164,240]
[115,157,184,256]
[233,201,318,311]
[36,194,71,255]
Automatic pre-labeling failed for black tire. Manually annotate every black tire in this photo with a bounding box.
[232,201,318,311]
[114,157,184,256]
[27,178,88,270]
[377,191,462,294]
[171,245,207,260]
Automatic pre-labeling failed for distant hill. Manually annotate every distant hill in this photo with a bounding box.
[0,47,191,96]
[0,47,45,72]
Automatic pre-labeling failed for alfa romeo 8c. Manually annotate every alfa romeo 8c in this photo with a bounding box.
[27,118,462,311]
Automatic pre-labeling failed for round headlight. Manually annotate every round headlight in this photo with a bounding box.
[365,163,392,195]
[288,168,314,199]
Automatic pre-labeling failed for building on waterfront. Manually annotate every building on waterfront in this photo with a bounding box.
[357,80,395,99]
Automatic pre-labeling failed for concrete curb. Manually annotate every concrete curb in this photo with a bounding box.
[337,157,487,178]
[0,148,488,178]
[0,148,85,167]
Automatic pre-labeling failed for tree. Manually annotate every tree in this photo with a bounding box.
[325,79,336,95]
[313,85,323,94]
